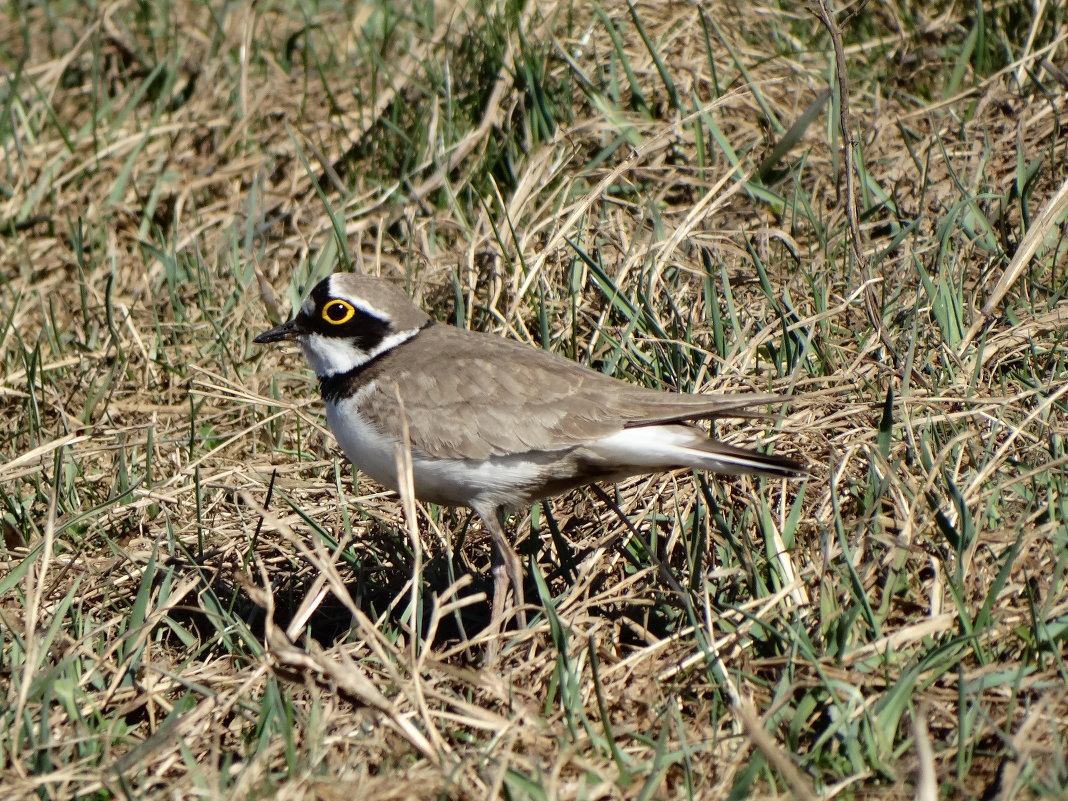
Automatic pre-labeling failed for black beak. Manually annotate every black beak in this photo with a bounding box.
[253,319,301,344]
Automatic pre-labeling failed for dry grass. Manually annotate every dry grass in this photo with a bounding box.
[1,1,1067,798]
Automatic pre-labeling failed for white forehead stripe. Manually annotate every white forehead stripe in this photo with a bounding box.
[320,275,391,321]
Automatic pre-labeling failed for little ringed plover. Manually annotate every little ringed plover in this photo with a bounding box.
[254,273,807,637]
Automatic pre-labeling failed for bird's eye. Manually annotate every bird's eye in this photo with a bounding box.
[322,299,356,325]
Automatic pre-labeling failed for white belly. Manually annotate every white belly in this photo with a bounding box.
[325,399,404,491]
[325,396,550,510]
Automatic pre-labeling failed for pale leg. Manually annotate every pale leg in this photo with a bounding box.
[477,505,527,661]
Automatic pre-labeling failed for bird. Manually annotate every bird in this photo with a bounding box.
[254,272,806,643]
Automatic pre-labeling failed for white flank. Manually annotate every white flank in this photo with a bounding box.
[585,425,778,477]
[326,389,549,509]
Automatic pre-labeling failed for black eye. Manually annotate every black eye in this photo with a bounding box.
[322,300,356,325]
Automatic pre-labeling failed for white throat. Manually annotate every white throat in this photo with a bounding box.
[299,327,422,378]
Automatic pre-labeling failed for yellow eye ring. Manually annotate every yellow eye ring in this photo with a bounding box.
[322,299,356,325]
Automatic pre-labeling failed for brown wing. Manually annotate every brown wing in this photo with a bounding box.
[357,324,785,461]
